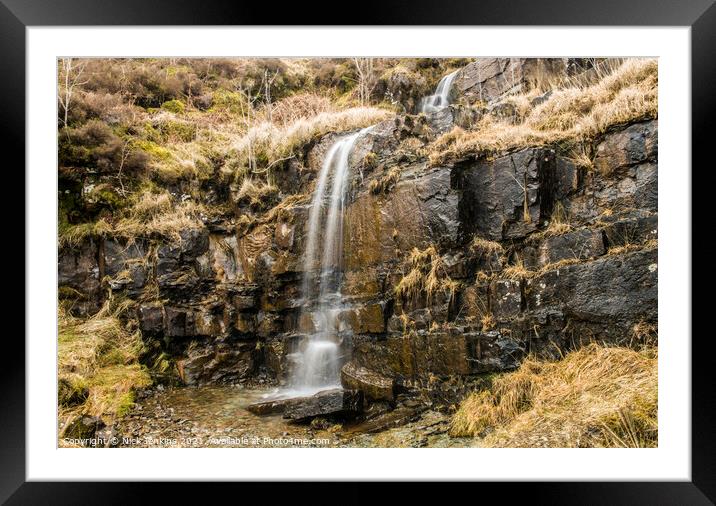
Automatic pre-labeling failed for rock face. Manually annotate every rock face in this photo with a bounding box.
[58,58,657,409]
[453,58,568,104]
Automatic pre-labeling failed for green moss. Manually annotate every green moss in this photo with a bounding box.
[157,120,197,142]
[133,139,173,161]
[115,391,136,417]
[161,99,185,114]
[209,90,246,113]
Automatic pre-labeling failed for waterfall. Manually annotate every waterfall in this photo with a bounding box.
[420,70,459,114]
[281,127,371,397]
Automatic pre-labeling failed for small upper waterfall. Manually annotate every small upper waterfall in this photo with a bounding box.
[420,70,459,114]
[281,127,371,397]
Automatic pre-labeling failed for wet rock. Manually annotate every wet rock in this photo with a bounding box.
[341,362,395,402]
[205,235,243,282]
[165,307,194,337]
[347,406,423,434]
[282,389,363,422]
[594,120,657,174]
[345,303,385,334]
[344,164,459,270]
[352,331,475,379]
[103,240,147,294]
[139,302,164,335]
[179,228,210,259]
[469,331,526,373]
[247,397,292,416]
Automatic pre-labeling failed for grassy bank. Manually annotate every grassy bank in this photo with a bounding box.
[450,342,658,447]
[58,296,151,433]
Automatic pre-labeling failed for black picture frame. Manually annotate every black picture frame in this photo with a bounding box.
[5,0,713,502]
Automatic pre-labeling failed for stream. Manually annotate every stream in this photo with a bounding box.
[115,385,474,448]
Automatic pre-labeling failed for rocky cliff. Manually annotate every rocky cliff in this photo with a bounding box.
[58,58,657,409]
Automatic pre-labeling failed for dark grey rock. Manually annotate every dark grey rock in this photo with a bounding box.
[179,341,256,385]
[489,279,522,319]
[139,303,164,334]
[594,120,657,174]
[535,229,606,267]
[282,389,363,422]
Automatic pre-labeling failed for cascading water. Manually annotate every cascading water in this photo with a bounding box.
[420,70,459,114]
[278,127,371,398]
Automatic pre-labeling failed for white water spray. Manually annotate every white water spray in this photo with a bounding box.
[280,127,371,397]
[420,70,459,114]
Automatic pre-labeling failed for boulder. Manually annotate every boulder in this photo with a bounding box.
[341,361,395,401]
[282,389,363,422]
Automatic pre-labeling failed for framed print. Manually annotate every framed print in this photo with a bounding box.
[6,0,714,501]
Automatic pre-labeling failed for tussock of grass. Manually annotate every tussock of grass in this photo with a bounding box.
[450,343,658,447]
[231,107,392,171]
[236,178,279,208]
[58,297,151,424]
[369,167,402,194]
[59,219,113,248]
[113,190,209,241]
[429,59,657,165]
[470,236,504,263]
[503,256,584,281]
[395,245,459,306]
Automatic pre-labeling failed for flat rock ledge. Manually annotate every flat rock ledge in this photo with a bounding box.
[247,389,363,422]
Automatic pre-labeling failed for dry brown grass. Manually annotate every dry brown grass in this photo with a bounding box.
[60,189,213,245]
[395,245,459,306]
[429,58,657,165]
[113,190,210,241]
[231,106,393,171]
[59,219,114,248]
[369,167,402,194]
[58,296,151,427]
[526,202,572,243]
[450,343,658,447]
[236,178,279,208]
[470,236,504,256]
